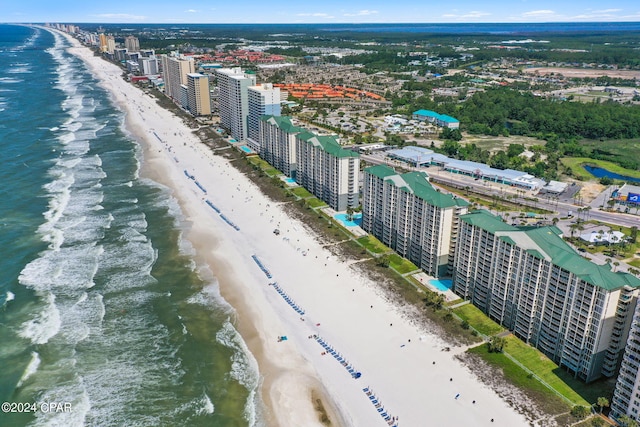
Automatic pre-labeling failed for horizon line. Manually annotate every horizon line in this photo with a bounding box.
[6,20,640,25]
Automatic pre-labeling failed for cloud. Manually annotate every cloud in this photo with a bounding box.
[91,13,146,21]
[572,8,624,20]
[462,11,490,18]
[296,12,335,18]
[522,10,556,17]
[185,9,198,13]
[344,9,379,17]
[441,10,490,19]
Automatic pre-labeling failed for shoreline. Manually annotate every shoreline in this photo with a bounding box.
[55,29,345,427]
[55,28,531,427]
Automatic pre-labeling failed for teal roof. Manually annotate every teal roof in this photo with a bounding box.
[438,114,460,123]
[366,166,469,209]
[364,164,396,179]
[461,210,640,291]
[297,132,359,158]
[413,109,439,118]
[412,109,459,123]
[524,226,640,291]
[261,115,303,134]
[460,210,518,234]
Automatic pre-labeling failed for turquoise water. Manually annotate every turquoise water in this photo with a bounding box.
[285,178,296,184]
[334,213,363,227]
[429,279,453,292]
[0,25,260,427]
[239,146,252,153]
[229,138,237,143]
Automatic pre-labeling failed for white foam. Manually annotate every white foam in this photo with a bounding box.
[19,292,61,345]
[197,392,215,415]
[215,320,260,390]
[5,291,15,303]
[16,351,41,387]
[0,77,22,84]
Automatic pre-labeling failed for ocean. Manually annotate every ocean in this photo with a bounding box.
[0,25,261,427]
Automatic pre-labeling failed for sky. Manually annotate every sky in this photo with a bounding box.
[2,0,640,24]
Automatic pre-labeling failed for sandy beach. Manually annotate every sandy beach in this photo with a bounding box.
[58,30,531,427]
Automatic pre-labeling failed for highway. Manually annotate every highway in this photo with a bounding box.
[360,153,640,229]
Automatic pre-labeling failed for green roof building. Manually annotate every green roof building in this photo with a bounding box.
[362,165,469,277]
[453,210,640,382]
[295,131,359,211]
[259,115,303,178]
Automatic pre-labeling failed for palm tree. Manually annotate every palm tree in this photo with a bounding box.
[597,396,609,414]
[619,414,638,427]
[570,223,579,239]
[346,206,354,222]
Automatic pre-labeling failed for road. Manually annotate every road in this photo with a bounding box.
[360,153,640,229]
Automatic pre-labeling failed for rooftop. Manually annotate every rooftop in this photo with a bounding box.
[366,165,469,209]
[297,132,359,158]
[460,210,640,291]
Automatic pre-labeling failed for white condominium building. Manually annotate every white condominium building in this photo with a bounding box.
[161,54,195,101]
[612,300,640,423]
[186,73,211,116]
[295,132,359,211]
[259,115,302,179]
[362,165,469,277]
[215,67,256,142]
[452,210,640,382]
[138,56,159,76]
[247,83,281,152]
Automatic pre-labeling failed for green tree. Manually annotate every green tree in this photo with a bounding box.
[619,415,638,427]
[441,140,461,157]
[488,336,507,353]
[596,396,609,414]
[570,405,590,419]
[376,254,391,268]
[346,207,354,222]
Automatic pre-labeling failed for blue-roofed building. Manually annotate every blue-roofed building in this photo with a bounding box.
[387,146,545,191]
[412,109,460,129]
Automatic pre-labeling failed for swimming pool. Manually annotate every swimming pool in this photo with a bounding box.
[285,177,296,184]
[429,279,453,292]
[229,138,237,143]
[239,146,252,153]
[334,213,363,227]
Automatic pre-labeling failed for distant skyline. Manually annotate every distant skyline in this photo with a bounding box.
[3,0,640,24]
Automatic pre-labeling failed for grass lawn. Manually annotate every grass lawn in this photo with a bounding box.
[561,157,640,181]
[357,235,390,254]
[502,336,591,407]
[388,254,419,275]
[453,304,505,336]
[290,186,314,199]
[629,258,640,268]
[578,138,640,170]
[306,197,327,208]
[246,157,281,177]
